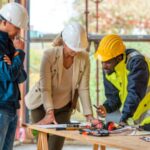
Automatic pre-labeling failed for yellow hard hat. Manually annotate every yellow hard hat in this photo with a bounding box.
[95,34,126,61]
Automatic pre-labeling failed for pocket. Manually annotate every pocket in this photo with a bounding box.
[0,111,10,128]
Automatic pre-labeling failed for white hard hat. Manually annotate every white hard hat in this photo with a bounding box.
[62,22,88,51]
[0,2,28,29]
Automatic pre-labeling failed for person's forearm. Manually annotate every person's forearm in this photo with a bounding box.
[0,51,25,81]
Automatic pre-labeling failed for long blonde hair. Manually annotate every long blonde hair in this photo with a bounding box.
[52,33,63,47]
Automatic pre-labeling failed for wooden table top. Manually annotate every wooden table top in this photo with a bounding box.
[27,124,150,150]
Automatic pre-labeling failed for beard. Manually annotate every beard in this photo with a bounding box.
[104,69,115,75]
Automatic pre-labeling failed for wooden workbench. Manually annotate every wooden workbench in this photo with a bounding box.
[26,124,150,150]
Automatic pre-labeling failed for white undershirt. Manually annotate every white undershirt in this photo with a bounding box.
[52,65,73,109]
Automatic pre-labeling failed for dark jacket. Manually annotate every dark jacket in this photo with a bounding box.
[0,31,27,112]
[103,49,149,122]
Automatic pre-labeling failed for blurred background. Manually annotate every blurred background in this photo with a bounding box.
[0,0,150,149]
[29,0,150,121]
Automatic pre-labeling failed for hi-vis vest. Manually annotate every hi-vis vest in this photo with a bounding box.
[106,51,150,125]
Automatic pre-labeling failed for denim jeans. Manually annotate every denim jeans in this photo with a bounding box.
[0,109,18,150]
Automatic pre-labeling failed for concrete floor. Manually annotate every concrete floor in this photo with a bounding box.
[13,140,119,150]
[13,144,92,150]
[13,144,119,150]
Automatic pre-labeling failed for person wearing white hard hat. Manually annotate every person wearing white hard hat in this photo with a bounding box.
[30,22,93,150]
[0,2,28,150]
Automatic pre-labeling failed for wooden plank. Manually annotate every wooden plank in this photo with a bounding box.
[37,133,42,150]
[26,124,150,150]
[100,145,106,150]
[93,144,106,150]
[93,144,99,150]
[41,132,48,150]
[37,132,48,150]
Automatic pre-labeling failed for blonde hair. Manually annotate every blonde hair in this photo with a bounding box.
[52,33,63,47]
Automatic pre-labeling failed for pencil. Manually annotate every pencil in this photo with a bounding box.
[93,104,98,109]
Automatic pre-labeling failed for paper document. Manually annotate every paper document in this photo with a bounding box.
[35,122,90,129]
[36,124,68,129]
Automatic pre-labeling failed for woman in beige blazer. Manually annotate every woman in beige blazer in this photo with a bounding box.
[31,22,93,150]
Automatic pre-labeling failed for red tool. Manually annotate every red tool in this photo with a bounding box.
[106,122,117,131]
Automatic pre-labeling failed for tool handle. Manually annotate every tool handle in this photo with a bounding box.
[93,104,99,109]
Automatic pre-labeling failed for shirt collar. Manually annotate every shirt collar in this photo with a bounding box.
[0,30,9,40]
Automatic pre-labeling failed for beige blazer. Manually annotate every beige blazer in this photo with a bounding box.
[40,46,92,115]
